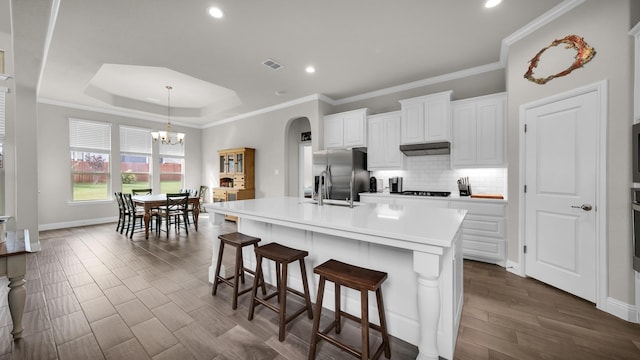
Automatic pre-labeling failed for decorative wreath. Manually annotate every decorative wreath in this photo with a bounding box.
[524,35,596,85]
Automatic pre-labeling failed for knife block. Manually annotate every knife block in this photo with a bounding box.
[459,185,472,197]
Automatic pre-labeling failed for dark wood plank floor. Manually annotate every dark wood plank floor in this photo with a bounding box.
[0,215,638,359]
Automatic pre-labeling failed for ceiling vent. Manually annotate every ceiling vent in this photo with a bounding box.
[262,58,283,71]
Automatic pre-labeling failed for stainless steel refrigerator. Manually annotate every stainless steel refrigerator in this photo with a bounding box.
[312,149,368,202]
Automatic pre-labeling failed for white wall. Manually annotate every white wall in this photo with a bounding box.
[506,0,639,303]
[36,102,202,229]
[202,100,322,199]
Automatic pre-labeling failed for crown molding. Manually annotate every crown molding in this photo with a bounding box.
[37,97,202,129]
[203,93,336,128]
[630,19,640,36]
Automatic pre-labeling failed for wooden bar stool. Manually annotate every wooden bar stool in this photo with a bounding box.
[248,242,314,341]
[211,232,266,310]
[308,259,391,360]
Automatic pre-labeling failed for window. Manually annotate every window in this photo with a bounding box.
[120,126,152,193]
[70,119,111,201]
[0,88,5,170]
[159,141,184,194]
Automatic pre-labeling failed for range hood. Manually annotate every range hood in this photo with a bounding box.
[400,141,450,156]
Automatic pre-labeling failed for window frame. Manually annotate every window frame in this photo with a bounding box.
[69,119,112,202]
[119,125,153,194]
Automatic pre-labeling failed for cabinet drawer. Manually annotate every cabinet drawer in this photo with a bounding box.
[450,201,506,216]
[462,234,505,262]
[462,214,505,238]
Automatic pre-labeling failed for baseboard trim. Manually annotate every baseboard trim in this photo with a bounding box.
[604,297,639,323]
[39,217,117,231]
[506,260,524,277]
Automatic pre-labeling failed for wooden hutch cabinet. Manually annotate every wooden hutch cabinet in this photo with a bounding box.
[214,147,255,221]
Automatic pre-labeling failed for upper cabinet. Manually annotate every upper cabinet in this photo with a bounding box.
[367,111,404,170]
[399,91,453,145]
[324,108,368,149]
[451,93,506,168]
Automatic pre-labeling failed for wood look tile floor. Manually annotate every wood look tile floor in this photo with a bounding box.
[0,216,638,359]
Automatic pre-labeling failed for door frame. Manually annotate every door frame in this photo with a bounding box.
[518,80,608,309]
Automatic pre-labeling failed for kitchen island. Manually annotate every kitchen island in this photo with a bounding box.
[204,197,466,360]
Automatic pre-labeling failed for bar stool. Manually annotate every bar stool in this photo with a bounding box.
[248,242,314,341]
[308,259,391,360]
[211,232,266,310]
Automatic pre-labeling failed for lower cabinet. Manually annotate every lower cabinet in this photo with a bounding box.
[359,194,507,266]
[449,201,506,266]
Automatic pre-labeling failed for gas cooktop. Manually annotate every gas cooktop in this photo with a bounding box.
[401,190,451,197]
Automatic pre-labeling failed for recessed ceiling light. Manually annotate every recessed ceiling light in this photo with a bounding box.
[305,66,316,74]
[208,7,223,18]
[484,0,502,8]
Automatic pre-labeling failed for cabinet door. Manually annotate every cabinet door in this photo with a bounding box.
[424,96,450,142]
[324,114,344,148]
[400,101,425,144]
[219,154,227,174]
[367,116,385,169]
[384,114,403,168]
[476,98,505,166]
[236,152,244,174]
[343,111,366,147]
[452,103,477,167]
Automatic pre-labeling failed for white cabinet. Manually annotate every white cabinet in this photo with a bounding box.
[323,108,368,149]
[449,200,507,266]
[367,111,404,170]
[400,91,453,145]
[451,93,506,168]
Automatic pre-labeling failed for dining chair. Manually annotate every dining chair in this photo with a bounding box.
[156,193,190,237]
[131,188,152,195]
[122,193,153,238]
[114,192,129,234]
[198,185,208,213]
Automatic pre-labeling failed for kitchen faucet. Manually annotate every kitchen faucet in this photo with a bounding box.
[318,170,327,206]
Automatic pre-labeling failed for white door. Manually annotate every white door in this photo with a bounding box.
[524,90,598,302]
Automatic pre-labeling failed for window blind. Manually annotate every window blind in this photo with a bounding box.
[159,140,185,156]
[120,126,152,154]
[0,88,6,142]
[69,119,111,150]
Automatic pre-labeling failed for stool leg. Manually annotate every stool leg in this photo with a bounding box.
[211,241,225,296]
[248,254,264,321]
[299,259,313,319]
[239,247,245,284]
[278,262,288,342]
[254,244,267,295]
[376,288,391,358]
[232,244,242,310]
[275,262,282,303]
[361,290,369,360]
[335,282,341,334]
[308,276,326,360]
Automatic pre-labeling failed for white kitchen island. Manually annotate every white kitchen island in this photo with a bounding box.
[204,197,466,360]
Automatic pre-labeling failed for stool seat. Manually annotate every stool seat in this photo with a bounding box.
[212,232,266,310]
[314,259,387,291]
[218,232,261,247]
[309,259,391,360]
[255,242,309,263]
[248,242,313,342]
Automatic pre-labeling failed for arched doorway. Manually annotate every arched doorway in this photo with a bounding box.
[284,117,311,197]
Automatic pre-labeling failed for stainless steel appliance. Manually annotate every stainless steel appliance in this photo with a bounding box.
[633,123,640,182]
[389,177,403,193]
[313,149,368,202]
[401,190,451,197]
[632,188,640,272]
[400,141,450,156]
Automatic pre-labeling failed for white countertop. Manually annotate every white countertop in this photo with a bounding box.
[359,192,507,203]
[205,196,466,250]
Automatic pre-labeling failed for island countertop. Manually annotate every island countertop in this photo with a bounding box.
[205,196,466,253]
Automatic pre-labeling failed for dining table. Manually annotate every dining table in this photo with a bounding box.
[132,194,200,239]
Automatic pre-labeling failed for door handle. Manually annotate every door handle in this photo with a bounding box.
[571,204,593,211]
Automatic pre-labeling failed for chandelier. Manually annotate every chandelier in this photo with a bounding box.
[151,85,185,145]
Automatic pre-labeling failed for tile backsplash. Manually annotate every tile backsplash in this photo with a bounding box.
[371,154,507,198]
